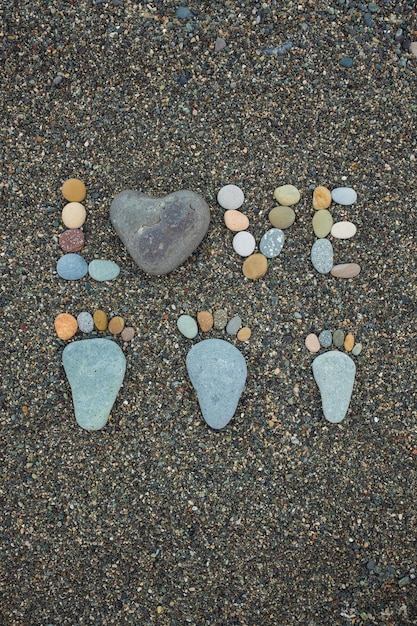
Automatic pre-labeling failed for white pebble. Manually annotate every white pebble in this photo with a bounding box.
[232,231,256,257]
[217,184,245,210]
[331,187,357,205]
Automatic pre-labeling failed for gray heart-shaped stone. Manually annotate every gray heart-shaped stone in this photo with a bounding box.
[110,189,210,275]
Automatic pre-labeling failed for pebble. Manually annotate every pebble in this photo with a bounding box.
[312,186,332,210]
[352,343,363,356]
[121,326,135,342]
[61,178,87,202]
[226,315,242,335]
[54,313,78,340]
[242,253,268,279]
[62,202,86,229]
[77,311,94,334]
[310,239,334,274]
[331,221,357,239]
[110,189,210,275]
[344,333,355,352]
[333,329,345,348]
[312,351,356,423]
[224,210,249,232]
[217,184,245,210]
[268,205,295,229]
[331,263,361,278]
[176,6,193,19]
[319,330,333,348]
[59,229,85,253]
[62,338,126,430]
[108,316,125,335]
[93,309,108,331]
[312,210,333,238]
[197,311,214,333]
[410,42,417,58]
[214,37,227,52]
[232,231,256,257]
[213,309,228,330]
[273,184,300,206]
[331,187,357,205]
[57,253,88,280]
[186,338,247,429]
[237,327,251,341]
[259,228,285,258]
[305,333,321,353]
[88,259,120,282]
[177,314,198,339]
[340,56,354,68]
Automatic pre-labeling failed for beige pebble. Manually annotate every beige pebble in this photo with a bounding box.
[305,333,321,353]
[93,309,108,331]
[61,178,87,202]
[269,205,295,229]
[62,202,86,228]
[312,209,333,238]
[108,316,125,335]
[54,313,78,340]
[197,311,214,332]
[410,42,417,57]
[242,253,268,279]
[273,184,300,206]
[331,221,357,239]
[312,186,332,210]
[331,263,361,278]
[237,327,251,341]
[224,210,249,232]
[344,333,355,352]
[121,326,135,341]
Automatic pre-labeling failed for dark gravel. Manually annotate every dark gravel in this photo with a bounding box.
[1,1,417,624]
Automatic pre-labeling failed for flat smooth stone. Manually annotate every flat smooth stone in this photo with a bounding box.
[305,333,320,353]
[344,334,355,352]
[62,202,86,229]
[224,210,249,232]
[77,312,94,334]
[318,330,332,348]
[237,327,251,341]
[268,205,295,229]
[57,253,88,280]
[331,221,357,239]
[311,239,334,274]
[93,310,108,331]
[108,316,125,335]
[54,313,78,340]
[259,228,285,258]
[312,186,332,210]
[312,210,333,238]
[352,343,363,356]
[61,178,86,202]
[333,329,345,348]
[226,315,242,335]
[273,184,300,206]
[121,326,135,341]
[186,338,247,429]
[62,338,126,431]
[242,253,268,279]
[331,187,357,205]
[331,263,361,278]
[88,259,120,282]
[110,189,210,275]
[177,314,198,339]
[59,229,85,253]
[217,184,244,210]
[232,231,256,257]
[197,311,214,332]
[312,351,356,423]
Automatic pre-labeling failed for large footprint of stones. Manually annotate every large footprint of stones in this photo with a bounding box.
[305,329,362,423]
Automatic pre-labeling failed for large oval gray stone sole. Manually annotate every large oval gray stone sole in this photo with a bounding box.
[312,351,356,423]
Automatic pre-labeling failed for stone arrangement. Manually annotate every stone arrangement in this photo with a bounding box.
[54,310,135,341]
[177,309,251,342]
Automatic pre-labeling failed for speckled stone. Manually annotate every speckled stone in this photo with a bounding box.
[333,329,345,348]
[331,187,357,205]
[121,326,135,342]
[312,210,333,238]
[311,239,334,274]
[88,260,120,282]
[213,309,228,330]
[217,184,245,210]
[331,263,361,278]
[273,184,300,206]
[318,330,332,348]
[77,311,94,334]
[59,229,85,253]
[57,253,88,280]
[268,205,295,229]
[177,314,198,339]
[312,186,332,210]
[312,351,356,423]
[242,253,268,279]
[259,228,285,258]
[226,315,242,335]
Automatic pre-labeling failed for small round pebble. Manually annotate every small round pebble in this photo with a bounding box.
[318,329,332,348]
[273,184,300,206]
[340,56,353,68]
[313,210,333,238]
[59,229,85,253]
[237,327,251,341]
[54,313,78,340]
[331,221,357,239]
[177,314,198,339]
[268,205,295,229]
[344,333,355,352]
[311,239,334,274]
[121,326,135,342]
[312,186,332,210]
[352,343,363,356]
[108,316,125,335]
[305,333,320,353]
[233,231,256,257]
[57,253,88,280]
[197,311,214,332]
[61,178,87,202]
[333,329,345,348]
[77,311,94,334]
[224,210,249,232]
[226,315,242,335]
[217,184,245,210]
[62,202,86,229]
[93,310,108,331]
[213,309,228,330]
[259,228,285,258]
[242,253,268,279]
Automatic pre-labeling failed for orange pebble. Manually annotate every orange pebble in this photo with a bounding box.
[93,310,108,331]
[197,311,214,332]
[54,313,78,340]
[344,333,355,352]
[61,178,87,202]
[108,316,125,335]
[237,327,251,341]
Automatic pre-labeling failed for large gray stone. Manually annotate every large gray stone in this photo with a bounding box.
[312,351,356,423]
[110,189,210,275]
[186,339,247,429]
[62,338,126,431]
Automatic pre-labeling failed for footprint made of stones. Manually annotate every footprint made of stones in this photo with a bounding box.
[176,309,248,429]
[305,329,362,423]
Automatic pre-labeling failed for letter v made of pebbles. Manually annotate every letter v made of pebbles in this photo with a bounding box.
[62,338,126,431]
[312,351,356,423]
[110,189,210,275]
[186,338,247,430]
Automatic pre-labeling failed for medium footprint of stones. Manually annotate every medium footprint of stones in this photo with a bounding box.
[305,329,362,423]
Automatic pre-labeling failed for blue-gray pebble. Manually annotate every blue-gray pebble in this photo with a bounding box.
[340,56,354,68]
[176,6,192,18]
[77,312,94,334]
[226,315,242,336]
[312,351,356,423]
[186,339,247,430]
[177,314,198,339]
[57,253,88,280]
[88,259,120,282]
[318,330,332,348]
[311,239,334,274]
[259,228,285,258]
